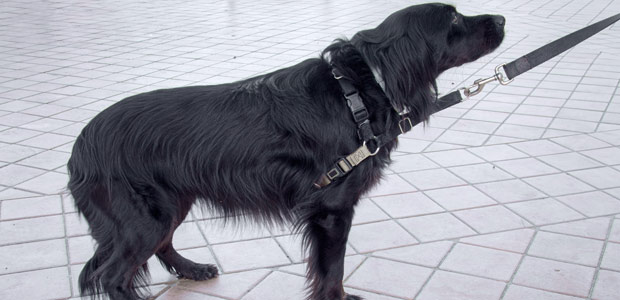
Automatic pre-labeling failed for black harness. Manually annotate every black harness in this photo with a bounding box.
[314,12,620,188]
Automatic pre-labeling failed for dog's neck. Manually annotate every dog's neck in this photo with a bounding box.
[369,66,410,116]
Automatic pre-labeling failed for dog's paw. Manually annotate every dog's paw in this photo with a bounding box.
[176,263,218,281]
[345,294,363,300]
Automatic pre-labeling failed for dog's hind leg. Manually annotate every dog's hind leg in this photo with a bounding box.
[302,206,361,300]
[77,182,182,300]
[155,200,218,281]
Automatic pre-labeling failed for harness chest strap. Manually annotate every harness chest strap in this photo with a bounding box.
[314,90,463,189]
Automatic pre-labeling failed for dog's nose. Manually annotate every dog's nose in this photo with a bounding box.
[493,15,505,27]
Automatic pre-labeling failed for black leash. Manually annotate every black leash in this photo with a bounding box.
[315,13,620,188]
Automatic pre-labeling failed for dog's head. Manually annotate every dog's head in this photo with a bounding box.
[352,3,505,119]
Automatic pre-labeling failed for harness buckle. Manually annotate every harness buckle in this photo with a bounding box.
[398,117,413,134]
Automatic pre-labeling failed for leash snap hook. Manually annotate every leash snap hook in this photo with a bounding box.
[462,74,497,98]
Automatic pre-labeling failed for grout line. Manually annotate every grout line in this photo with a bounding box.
[587,216,615,298]
[412,241,458,300]
[594,79,620,132]
[499,228,539,299]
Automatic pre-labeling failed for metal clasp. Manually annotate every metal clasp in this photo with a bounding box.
[495,63,514,85]
[460,63,515,98]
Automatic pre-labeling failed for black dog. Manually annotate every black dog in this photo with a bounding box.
[68,3,504,300]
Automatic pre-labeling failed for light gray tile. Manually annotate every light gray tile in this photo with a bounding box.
[507,199,583,225]
[346,257,432,299]
[524,173,595,196]
[513,256,595,298]
[349,220,417,253]
[399,213,476,242]
[528,231,604,266]
[400,168,466,191]
[440,243,521,281]
[449,163,514,184]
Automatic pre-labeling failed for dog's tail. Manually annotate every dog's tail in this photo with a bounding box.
[78,247,109,298]
[79,246,150,299]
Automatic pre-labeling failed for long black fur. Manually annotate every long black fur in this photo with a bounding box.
[68,3,504,300]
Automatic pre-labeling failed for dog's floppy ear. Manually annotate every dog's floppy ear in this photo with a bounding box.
[352,19,437,122]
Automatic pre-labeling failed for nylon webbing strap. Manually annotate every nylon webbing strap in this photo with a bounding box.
[315,89,464,188]
[503,13,620,80]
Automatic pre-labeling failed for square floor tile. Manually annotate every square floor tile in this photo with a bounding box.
[157,287,222,300]
[0,144,43,163]
[507,199,583,225]
[399,213,476,242]
[581,147,620,165]
[591,131,620,146]
[373,241,453,267]
[538,152,603,171]
[242,271,306,300]
[601,242,620,272]
[171,222,208,249]
[64,212,90,237]
[495,124,545,139]
[211,238,290,272]
[440,243,521,281]
[0,195,62,220]
[449,163,514,184]
[504,285,584,300]
[68,235,95,265]
[423,149,484,167]
[610,219,620,243]
[400,169,466,191]
[460,229,535,253]
[569,167,620,189]
[454,205,531,233]
[468,144,528,162]
[528,231,604,266]
[352,198,390,224]
[349,220,417,253]
[346,257,432,299]
[0,215,64,245]
[424,185,496,210]
[388,153,439,172]
[475,179,547,203]
[18,132,74,149]
[494,157,560,177]
[365,174,417,197]
[0,164,46,186]
[512,140,571,156]
[524,173,594,196]
[557,191,620,217]
[17,150,71,170]
[541,218,611,240]
[417,270,505,300]
[436,130,489,146]
[0,267,71,299]
[513,256,595,297]
[592,270,620,300]
[372,192,444,218]
[15,171,69,194]
[0,128,41,143]
[552,134,611,151]
[0,239,67,274]
[180,269,270,299]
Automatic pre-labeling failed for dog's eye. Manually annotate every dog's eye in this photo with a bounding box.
[451,13,459,25]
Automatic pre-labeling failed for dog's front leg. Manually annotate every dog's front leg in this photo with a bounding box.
[303,207,362,300]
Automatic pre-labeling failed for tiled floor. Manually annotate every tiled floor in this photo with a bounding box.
[1,0,620,299]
